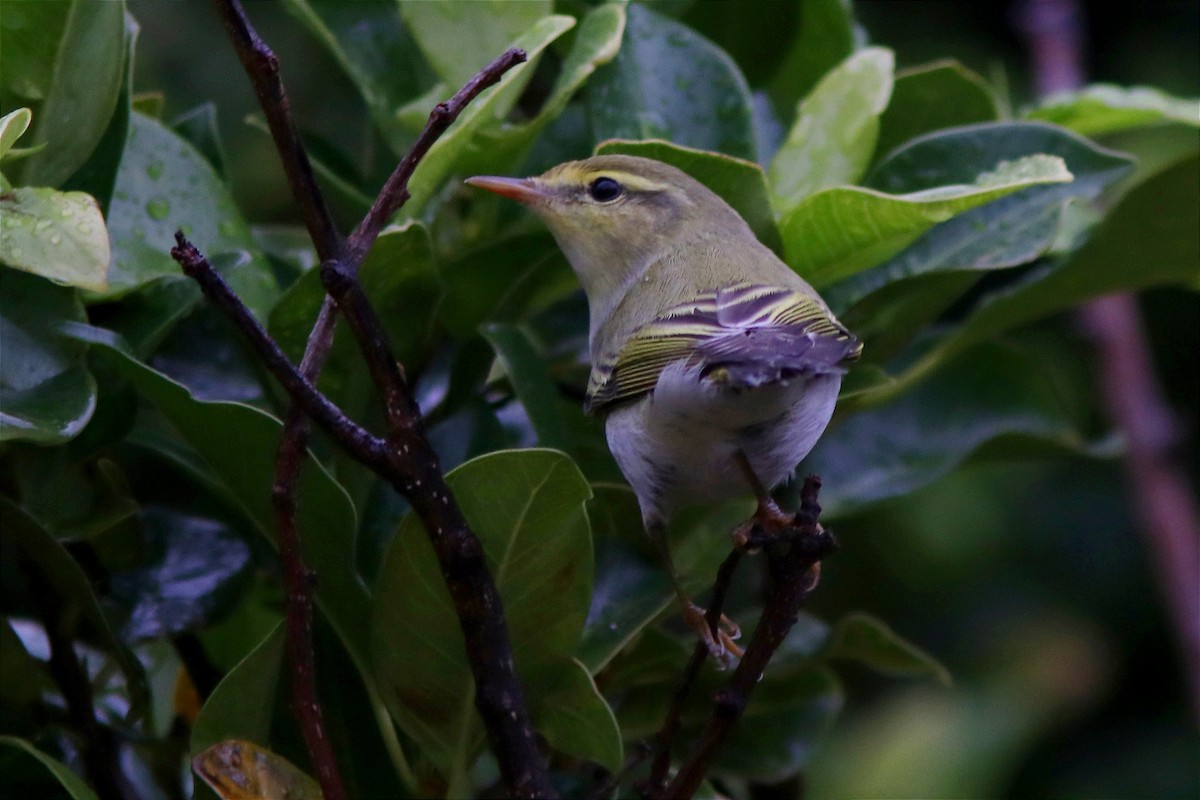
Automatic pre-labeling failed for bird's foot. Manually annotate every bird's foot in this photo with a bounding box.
[682,602,743,669]
[731,498,804,552]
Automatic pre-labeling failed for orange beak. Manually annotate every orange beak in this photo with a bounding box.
[464,175,547,205]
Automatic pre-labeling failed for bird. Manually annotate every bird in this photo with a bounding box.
[466,155,861,664]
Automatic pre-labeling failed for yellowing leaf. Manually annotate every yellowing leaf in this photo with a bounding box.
[193,740,322,800]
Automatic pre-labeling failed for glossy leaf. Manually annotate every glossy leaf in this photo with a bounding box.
[875,60,1001,160]
[193,740,322,800]
[0,269,95,444]
[192,623,285,754]
[403,15,575,215]
[783,154,1073,287]
[769,47,894,215]
[0,498,149,718]
[536,657,623,772]
[1026,83,1200,137]
[809,342,1099,516]
[0,2,71,106]
[823,613,951,684]
[0,107,32,160]
[767,0,864,116]
[103,113,278,315]
[11,0,126,189]
[438,232,575,339]
[66,324,370,666]
[371,449,592,783]
[280,0,436,152]
[0,186,109,290]
[399,0,550,91]
[866,151,1199,406]
[482,323,573,454]
[110,507,253,641]
[454,3,625,179]
[588,3,757,161]
[0,736,99,800]
[596,138,781,251]
[825,122,1135,311]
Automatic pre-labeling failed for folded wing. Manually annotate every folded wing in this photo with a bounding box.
[586,283,862,414]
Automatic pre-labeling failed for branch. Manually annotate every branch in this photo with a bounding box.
[644,550,745,794]
[1018,0,1200,725]
[662,477,836,800]
[213,0,341,261]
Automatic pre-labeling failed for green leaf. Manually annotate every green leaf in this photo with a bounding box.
[403,15,576,215]
[103,113,278,314]
[536,657,622,772]
[822,613,951,684]
[438,233,574,339]
[268,221,441,421]
[0,186,109,290]
[0,736,99,800]
[481,323,574,454]
[715,665,843,781]
[110,507,253,641]
[875,60,1001,160]
[0,107,32,160]
[769,47,894,215]
[191,622,285,754]
[824,121,1135,311]
[809,342,1101,516]
[0,618,45,710]
[371,449,592,784]
[1026,83,1200,137]
[579,485,673,674]
[400,0,549,91]
[10,0,126,189]
[65,324,370,667]
[596,138,781,252]
[0,498,149,719]
[783,154,1073,287]
[0,269,95,444]
[767,0,863,116]
[280,0,437,152]
[588,3,757,161]
[870,151,1199,405]
[0,1,71,104]
[454,3,625,179]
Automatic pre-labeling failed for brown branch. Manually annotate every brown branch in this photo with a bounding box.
[644,550,745,794]
[213,0,341,261]
[1018,0,1200,725]
[662,477,836,800]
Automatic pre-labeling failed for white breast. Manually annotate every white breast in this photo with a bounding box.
[604,360,842,525]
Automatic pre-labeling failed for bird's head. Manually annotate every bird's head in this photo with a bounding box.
[467,155,741,306]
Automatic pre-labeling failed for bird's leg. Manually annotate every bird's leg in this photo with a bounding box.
[731,450,801,550]
[648,520,743,668]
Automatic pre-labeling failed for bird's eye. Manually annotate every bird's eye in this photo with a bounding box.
[588,176,623,202]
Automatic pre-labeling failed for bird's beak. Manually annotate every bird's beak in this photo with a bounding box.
[464,175,547,205]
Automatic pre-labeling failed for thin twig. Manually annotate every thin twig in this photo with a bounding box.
[213,0,341,260]
[1018,0,1200,725]
[644,550,745,794]
[662,477,836,799]
[173,235,556,798]
[318,258,555,798]
[343,47,527,265]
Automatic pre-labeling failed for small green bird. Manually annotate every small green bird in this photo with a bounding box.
[467,156,861,663]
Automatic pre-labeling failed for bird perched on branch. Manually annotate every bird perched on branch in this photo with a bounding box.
[467,155,860,665]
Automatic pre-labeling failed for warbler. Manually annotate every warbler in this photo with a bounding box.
[467,155,860,663]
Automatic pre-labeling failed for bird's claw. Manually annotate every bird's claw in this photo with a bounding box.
[683,603,743,669]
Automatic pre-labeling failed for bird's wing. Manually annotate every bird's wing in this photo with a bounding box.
[586,283,862,414]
